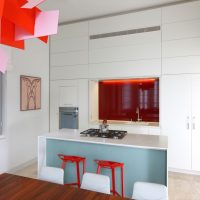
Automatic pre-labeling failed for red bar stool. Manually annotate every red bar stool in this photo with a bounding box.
[95,160,125,197]
[58,154,86,188]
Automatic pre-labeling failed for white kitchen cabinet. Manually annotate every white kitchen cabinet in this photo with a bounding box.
[50,81,60,131]
[78,79,89,131]
[59,86,78,107]
[50,80,78,131]
[162,1,200,24]
[161,75,191,170]
[161,74,200,171]
[191,75,200,171]
[89,8,161,35]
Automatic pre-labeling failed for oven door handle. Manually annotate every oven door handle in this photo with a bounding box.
[62,113,73,116]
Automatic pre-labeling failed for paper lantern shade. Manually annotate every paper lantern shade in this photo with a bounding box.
[21,0,46,9]
[0,17,25,49]
[0,48,9,73]
[15,10,59,41]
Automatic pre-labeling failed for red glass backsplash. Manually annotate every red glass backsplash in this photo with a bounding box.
[99,78,159,122]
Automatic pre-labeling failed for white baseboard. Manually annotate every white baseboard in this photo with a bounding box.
[169,168,200,176]
[9,158,37,173]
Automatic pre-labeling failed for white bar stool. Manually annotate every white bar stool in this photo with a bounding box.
[38,166,64,185]
[81,172,110,194]
[132,182,168,200]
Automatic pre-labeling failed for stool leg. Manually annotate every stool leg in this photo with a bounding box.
[111,168,116,196]
[61,161,66,170]
[121,166,125,198]
[83,159,86,174]
[96,164,101,174]
[76,161,81,188]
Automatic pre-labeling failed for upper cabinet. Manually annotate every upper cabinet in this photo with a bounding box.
[162,1,200,75]
[162,1,200,24]
[88,8,162,79]
[89,9,161,35]
[50,22,89,81]
[50,1,200,80]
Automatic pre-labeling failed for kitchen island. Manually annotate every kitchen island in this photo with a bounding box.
[38,129,168,198]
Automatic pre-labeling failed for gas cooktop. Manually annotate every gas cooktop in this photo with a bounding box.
[80,129,127,139]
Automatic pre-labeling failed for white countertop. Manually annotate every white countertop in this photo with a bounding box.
[40,129,168,150]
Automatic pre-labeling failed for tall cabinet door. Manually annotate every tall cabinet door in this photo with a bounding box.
[191,75,200,171]
[161,75,191,170]
[50,81,60,131]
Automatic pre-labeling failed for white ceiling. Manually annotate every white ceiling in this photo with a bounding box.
[40,0,186,23]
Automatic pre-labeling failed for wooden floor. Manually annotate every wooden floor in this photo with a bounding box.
[13,163,200,200]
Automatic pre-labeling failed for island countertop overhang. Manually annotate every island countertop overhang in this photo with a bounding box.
[40,129,168,150]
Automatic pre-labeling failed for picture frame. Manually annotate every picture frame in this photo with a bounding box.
[20,75,41,111]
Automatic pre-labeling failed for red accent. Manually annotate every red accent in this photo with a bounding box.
[101,78,156,84]
[95,160,125,197]
[99,78,159,122]
[0,0,5,17]
[38,36,49,43]
[3,0,36,34]
[1,17,25,49]
[58,154,86,188]
[0,0,50,50]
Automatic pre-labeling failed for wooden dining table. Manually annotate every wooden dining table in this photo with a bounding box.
[0,173,131,200]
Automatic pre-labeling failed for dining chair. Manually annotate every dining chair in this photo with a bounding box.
[132,182,168,200]
[38,166,64,185]
[81,172,110,194]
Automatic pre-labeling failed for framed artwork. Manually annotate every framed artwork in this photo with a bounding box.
[20,75,41,111]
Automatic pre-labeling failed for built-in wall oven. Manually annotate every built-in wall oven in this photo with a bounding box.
[59,107,78,129]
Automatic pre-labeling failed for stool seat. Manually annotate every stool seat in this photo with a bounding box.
[58,154,85,162]
[95,159,125,197]
[95,160,124,168]
[58,154,86,188]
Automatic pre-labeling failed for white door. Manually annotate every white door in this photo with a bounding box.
[161,75,191,170]
[191,75,200,171]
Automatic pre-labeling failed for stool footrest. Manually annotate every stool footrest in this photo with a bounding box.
[111,190,121,196]
[65,183,79,186]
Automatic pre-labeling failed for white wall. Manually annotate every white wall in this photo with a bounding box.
[0,139,8,173]
[0,39,49,173]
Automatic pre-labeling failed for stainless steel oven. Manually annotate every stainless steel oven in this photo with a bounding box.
[59,107,78,129]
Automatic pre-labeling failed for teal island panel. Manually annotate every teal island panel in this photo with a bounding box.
[46,139,167,198]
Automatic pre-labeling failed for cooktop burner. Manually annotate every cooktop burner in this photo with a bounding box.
[80,129,127,139]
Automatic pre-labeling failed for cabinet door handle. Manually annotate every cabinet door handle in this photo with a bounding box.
[187,122,190,130]
[187,116,190,130]
[192,117,196,130]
